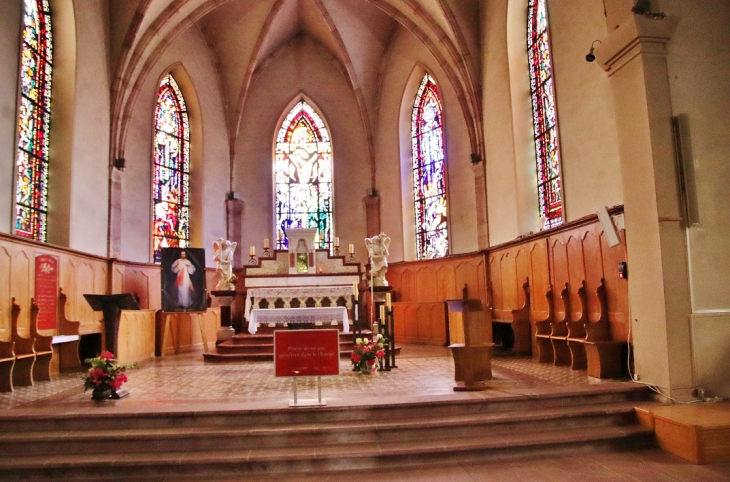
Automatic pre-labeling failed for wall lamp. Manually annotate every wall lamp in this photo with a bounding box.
[585,40,602,63]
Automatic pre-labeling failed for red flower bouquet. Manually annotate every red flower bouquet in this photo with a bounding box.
[351,335,387,374]
[84,351,137,401]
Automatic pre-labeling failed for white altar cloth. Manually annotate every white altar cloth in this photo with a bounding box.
[248,307,349,335]
[244,285,354,315]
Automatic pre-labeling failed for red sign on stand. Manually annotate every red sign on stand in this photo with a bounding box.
[275,329,340,377]
[34,254,58,331]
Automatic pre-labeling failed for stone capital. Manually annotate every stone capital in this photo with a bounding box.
[596,15,679,74]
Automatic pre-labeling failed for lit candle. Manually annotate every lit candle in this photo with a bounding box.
[264,238,269,249]
[335,237,340,248]
[386,292,392,309]
[380,304,385,321]
[352,282,358,300]
[348,244,354,254]
[249,246,255,256]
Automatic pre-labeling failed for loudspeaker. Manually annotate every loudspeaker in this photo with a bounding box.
[597,206,621,247]
[112,158,126,170]
[671,114,700,226]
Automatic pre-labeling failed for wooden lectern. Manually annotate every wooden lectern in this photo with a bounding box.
[447,287,493,392]
[83,294,140,356]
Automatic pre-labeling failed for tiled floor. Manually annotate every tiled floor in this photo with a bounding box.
[2,344,729,481]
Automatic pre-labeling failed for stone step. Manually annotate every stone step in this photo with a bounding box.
[0,386,651,433]
[0,424,655,480]
[0,402,645,457]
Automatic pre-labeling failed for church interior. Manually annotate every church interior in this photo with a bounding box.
[0,0,729,479]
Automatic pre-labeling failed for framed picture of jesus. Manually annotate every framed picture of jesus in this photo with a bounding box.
[161,247,207,312]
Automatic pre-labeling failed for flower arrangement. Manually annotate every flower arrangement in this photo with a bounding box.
[84,351,138,401]
[351,334,387,374]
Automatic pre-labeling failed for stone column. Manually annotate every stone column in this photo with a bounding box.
[225,198,244,268]
[596,15,694,399]
[107,167,123,259]
[471,156,490,251]
[363,190,381,238]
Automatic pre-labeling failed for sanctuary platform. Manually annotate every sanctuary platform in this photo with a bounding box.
[1,346,729,480]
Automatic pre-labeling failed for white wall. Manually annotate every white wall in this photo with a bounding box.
[120,27,229,266]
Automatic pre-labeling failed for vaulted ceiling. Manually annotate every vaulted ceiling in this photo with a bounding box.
[108,0,482,161]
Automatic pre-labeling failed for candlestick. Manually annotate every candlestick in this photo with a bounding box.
[386,292,392,309]
[249,246,255,256]
[379,304,385,321]
[352,282,358,300]
[348,244,354,254]
[334,237,340,248]
[264,238,269,249]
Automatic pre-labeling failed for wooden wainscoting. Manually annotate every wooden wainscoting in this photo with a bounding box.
[488,207,630,354]
[388,253,488,345]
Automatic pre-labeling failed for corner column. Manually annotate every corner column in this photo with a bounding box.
[471,156,490,250]
[596,15,693,399]
[226,198,244,268]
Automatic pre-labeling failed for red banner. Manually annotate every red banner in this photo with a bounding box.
[34,254,58,331]
[275,329,340,377]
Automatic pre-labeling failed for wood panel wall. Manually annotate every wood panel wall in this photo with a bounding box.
[388,252,488,345]
[488,211,630,353]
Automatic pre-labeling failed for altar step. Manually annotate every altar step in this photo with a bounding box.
[0,386,656,480]
[203,328,363,363]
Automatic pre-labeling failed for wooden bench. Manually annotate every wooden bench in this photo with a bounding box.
[534,285,555,363]
[491,278,531,355]
[0,324,14,392]
[565,281,589,370]
[30,299,54,381]
[548,283,573,366]
[583,278,625,378]
[55,288,82,370]
[10,298,36,387]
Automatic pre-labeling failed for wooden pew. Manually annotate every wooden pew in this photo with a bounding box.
[55,288,82,370]
[534,285,554,363]
[30,299,54,381]
[10,298,36,387]
[548,283,572,366]
[491,278,531,355]
[0,312,14,391]
[583,279,625,378]
[565,281,589,370]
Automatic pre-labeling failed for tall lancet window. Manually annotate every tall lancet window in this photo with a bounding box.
[275,101,333,251]
[412,74,448,260]
[528,0,563,229]
[152,73,190,263]
[15,0,53,242]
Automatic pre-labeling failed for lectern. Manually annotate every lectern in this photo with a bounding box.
[447,287,493,391]
[83,294,140,356]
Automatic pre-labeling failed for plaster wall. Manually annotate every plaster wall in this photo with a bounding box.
[235,41,370,265]
[0,0,22,234]
[67,0,109,256]
[120,27,229,266]
[488,0,623,245]
[377,28,478,262]
[662,0,730,397]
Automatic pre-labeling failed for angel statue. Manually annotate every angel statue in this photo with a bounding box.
[213,238,237,290]
[365,232,391,286]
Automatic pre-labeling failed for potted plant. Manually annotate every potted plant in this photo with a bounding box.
[84,351,137,401]
[351,334,387,374]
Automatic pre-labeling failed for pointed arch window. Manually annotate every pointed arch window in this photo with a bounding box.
[152,73,190,263]
[15,0,53,242]
[528,0,563,229]
[275,101,333,251]
[412,74,448,260]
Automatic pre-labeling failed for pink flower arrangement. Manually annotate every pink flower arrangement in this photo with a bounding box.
[351,334,387,374]
[84,351,137,399]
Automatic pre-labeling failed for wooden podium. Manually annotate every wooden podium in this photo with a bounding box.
[447,292,493,392]
[83,294,140,356]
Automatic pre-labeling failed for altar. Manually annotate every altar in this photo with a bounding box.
[248,306,349,334]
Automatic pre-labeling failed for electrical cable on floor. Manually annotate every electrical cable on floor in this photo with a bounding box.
[626,318,722,404]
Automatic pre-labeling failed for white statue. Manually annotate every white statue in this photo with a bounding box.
[365,232,391,286]
[213,238,237,290]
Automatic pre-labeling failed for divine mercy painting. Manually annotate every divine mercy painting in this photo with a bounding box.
[161,247,207,312]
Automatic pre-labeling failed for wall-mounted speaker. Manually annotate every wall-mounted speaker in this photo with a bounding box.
[112,158,126,170]
[671,114,700,227]
[597,206,621,247]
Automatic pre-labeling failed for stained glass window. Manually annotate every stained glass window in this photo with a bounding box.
[275,101,333,251]
[152,73,190,263]
[15,0,53,242]
[412,74,448,260]
[528,0,563,229]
